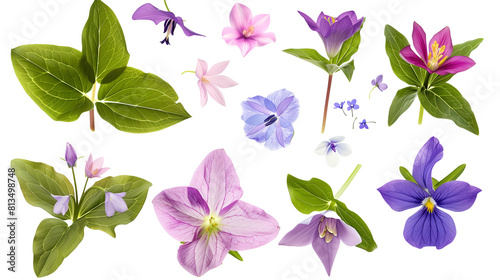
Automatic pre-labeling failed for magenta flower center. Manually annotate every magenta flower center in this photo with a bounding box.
[243,25,255,38]
[318,217,337,243]
[427,41,449,71]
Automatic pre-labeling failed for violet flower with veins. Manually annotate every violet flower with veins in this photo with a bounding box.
[378,137,481,249]
[153,149,279,276]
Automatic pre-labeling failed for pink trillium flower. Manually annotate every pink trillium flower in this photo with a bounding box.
[399,22,476,75]
[222,3,276,57]
[51,195,70,215]
[279,212,361,276]
[196,59,238,107]
[85,154,110,178]
[105,192,128,217]
[153,149,279,276]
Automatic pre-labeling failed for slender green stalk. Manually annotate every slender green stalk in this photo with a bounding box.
[82,177,90,197]
[418,104,424,125]
[181,70,196,75]
[352,117,358,129]
[369,86,377,99]
[163,0,170,11]
[335,164,362,199]
[71,167,79,221]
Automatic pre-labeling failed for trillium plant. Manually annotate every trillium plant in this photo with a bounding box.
[284,10,365,133]
[378,137,481,249]
[153,149,279,276]
[280,165,377,276]
[11,0,190,133]
[385,22,482,134]
[11,143,152,277]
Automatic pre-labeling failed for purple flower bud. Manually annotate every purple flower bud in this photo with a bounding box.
[65,143,77,167]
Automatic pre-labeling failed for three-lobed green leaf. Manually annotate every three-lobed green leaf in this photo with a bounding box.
[286,175,334,214]
[388,86,419,126]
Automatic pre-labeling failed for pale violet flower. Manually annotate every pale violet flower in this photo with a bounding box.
[104,192,128,217]
[51,195,70,215]
[315,136,352,167]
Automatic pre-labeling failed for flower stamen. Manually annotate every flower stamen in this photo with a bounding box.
[422,197,436,213]
[427,41,448,71]
[201,76,210,83]
[243,26,255,38]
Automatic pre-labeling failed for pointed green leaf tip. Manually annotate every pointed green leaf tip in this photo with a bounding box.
[228,250,243,261]
[434,164,466,190]
[286,175,334,214]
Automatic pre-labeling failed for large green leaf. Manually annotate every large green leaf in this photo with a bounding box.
[286,175,334,214]
[78,175,152,237]
[428,38,483,87]
[82,0,129,83]
[331,20,364,66]
[388,86,418,126]
[96,67,191,133]
[331,199,377,252]
[11,44,94,121]
[384,25,426,87]
[339,60,355,82]
[11,159,74,220]
[435,164,466,190]
[419,83,479,135]
[33,218,86,277]
[283,48,330,73]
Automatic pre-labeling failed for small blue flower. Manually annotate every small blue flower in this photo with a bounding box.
[369,75,388,98]
[359,119,369,129]
[346,99,359,111]
[315,136,352,167]
[333,101,345,109]
[241,89,300,150]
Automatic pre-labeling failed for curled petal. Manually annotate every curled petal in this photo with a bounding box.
[434,56,476,75]
[298,11,319,31]
[378,180,428,211]
[400,46,428,70]
[279,214,323,246]
[175,16,204,37]
[403,207,456,249]
[412,137,443,193]
[312,233,340,276]
[433,181,481,212]
[412,22,428,63]
[132,3,171,25]
[229,3,252,32]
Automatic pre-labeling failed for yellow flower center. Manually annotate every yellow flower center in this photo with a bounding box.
[422,197,436,213]
[324,16,336,25]
[202,214,221,235]
[243,26,255,38]
[318,217,337,244]
[427,41,448,71]
[201,76,210,83]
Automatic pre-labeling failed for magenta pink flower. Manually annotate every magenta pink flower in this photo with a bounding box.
[222,3,276,57]
[196,59,238,107]
[153,149,279,276]
[85,154,110,178]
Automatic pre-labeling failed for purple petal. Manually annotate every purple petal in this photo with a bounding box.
[378,180,428,211]
[218,200,279,250]
[335,143,352,157]
[132,3,171,25]
[206,61,229,76]
[412,22,428,63]
[323,16,355,58]
[371,79,377,86]
[279,214,323,246]
[433,181,481,212]
[336,219,362,246]
[177,232,230,277]
[412,137,443,193]
[235,38,259,57]
[249,14,270,35]
[400,45,428,70]
[229,3,252,32]
[190,150,243,214]
[65,143,77,167]
[312,233,340,276]
[378,83,388,91]
[267,89,299,122]
[52,195,70,215]
[175,16,204,37]
[375,74,383,84]
[315,141,330,155]
[276,96,294,116]
[108,192,128,214]
[222,26,243,43]
[243,114,268,125]
[263,123,281,150]
[105,194,115,217]
[403,207,456,249]
[245,123,267,136]
[275,119,285,148]
[429,26,453,58]
[243,96,274,115]
[298,11,319,31]
[152,187,209,242]
[434,56,476,75]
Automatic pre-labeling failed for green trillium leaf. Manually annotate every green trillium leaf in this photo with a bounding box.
[78,175,152,237]
[418,83,479,135]
[339,60,355,81]
[388,86,419,126]
[11,44,94,121]
[331,20,364,66]
[435,164,466,190]
[228,250,243,261]
[286,175,334,214]
[33,218,86,277]
[82,0,129,83]
[11,159,75,220]
[283,48,330,74]
[384,25,426,87]
[330,198,377,252]
[399,166,417,184]
[96,67,191,133]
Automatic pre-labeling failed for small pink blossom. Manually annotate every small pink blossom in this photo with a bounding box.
[222,3,276,57]
[85,154,110,178]
[195,59,238,107]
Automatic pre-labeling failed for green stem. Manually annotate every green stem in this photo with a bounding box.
[335,164,362,199]
[369,86,377,99]
[418,104,424,125]
[71,167,79,221]
[352,117,358,130]
[423,72,431,89]
[321,75,333,134]
[163,0,170,11]
[82,177,89,197]
[181,70,196,75]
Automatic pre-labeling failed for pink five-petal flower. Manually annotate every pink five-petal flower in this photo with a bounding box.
[195,59,238,107]
[222,3,276,57]
[152,149,279,276]
[85,154,110,178]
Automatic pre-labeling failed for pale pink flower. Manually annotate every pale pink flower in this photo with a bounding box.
[85,154,110,178]
[196,59,238,107]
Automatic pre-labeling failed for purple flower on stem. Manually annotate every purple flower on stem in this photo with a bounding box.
[241,89,299,150]
[359,119,369,129]
[333,101,347,116]
[399,22,475,75]
[65,142,77,168]
[222,3,276,57]
[315,136,352,167]
[132,3,204,45]
[153,149,279,276]
[104,192,128,217]
[346,99,359,117]
[298,11,364,59]
[279,212,361,276]
[369,75,388,98]
[51,195,70,215]
[85,154,110,178]
[378,137,481,249]
[195,59,238,107]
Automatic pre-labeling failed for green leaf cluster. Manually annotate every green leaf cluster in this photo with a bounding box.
[385,24,482,135]
[11,0,190,133]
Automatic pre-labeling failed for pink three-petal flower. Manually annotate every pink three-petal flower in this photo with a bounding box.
[195,59,238,107]
[152,149,280,276]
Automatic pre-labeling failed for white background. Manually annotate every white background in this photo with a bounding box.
[1,0,499,279]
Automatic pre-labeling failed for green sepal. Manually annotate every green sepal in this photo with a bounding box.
[228,250,243,261]
[434,164,466,190]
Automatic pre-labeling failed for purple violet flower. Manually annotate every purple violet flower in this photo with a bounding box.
[378,137,481,249]
[65,142,77,168]
[399,22,475,75]
[241,89,299,150]
[279,212,361,276]
[104,192,128,217]
[369,75,388,98]
[298,11,364,59]
[153,149,279,276]
[333,101,345,109]
[315,136,352,167]
[132,3,204,45]
[359,119,369,129]
[51,195,70,215]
